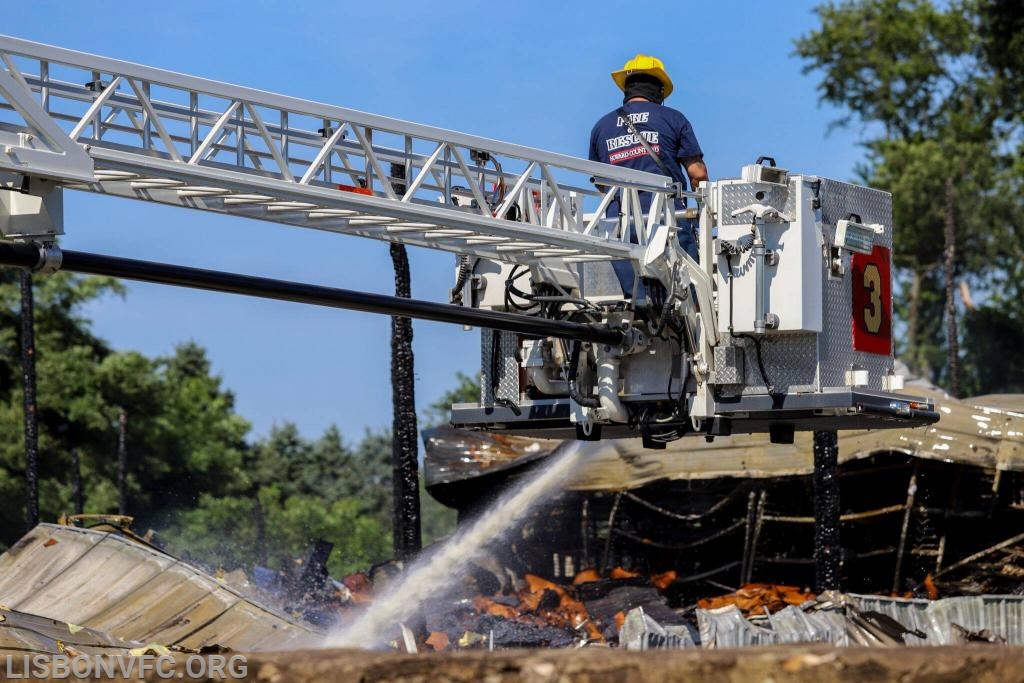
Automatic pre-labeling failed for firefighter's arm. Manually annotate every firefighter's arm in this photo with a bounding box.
[682,156,709,192]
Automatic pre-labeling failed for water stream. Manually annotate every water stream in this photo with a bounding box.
[328,440,590,648]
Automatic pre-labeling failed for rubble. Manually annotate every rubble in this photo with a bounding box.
[331,563,1024,652]
[692,593,1024,648]
[1,376,1021,660]
[405,377,1024,653]
[3,521,1024,659]
[423,379,1024,602]
[619,607,696,650]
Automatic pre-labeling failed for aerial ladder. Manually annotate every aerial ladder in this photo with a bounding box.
[0,35,938,446]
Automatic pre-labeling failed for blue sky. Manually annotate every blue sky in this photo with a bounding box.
[6,1,863,442]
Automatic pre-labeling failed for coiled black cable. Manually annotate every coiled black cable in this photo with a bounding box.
[449,255,471,304]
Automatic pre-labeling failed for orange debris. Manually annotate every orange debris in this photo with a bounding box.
[572,569,601,585]
[341,571,374,603]
[924,574,939,600]
[609,567,640,580]
[425,631,450,651]
[614,610,626,631]
[516,574,603,642]
[519,574,568,612]
[524,574,565,595]
[650,570,677,590]
[342,572,372,593]
[697,584,816,616]
[473,596,517,620]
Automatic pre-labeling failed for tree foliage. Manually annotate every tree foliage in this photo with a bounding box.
[422,370,480,425]
[796,0,1024,393]
[0,265,252,543]
[0,269,461,574]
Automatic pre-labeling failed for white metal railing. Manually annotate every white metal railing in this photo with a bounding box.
[0,35,678,263]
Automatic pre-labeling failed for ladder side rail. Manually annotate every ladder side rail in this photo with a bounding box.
[2,73,609,247]
[0,35,675,261]
[0,35,670,190]
[85,146,640,259]
[9,66,619,238]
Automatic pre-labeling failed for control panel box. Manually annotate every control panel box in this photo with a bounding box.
[710,176,896,396]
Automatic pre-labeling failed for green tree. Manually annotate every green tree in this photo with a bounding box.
[0,269,250,549]
[161,424,397,575]
[422,371,480,425]
[0,271,121,539]
[796,0,1024,394]
[0,265,467,570]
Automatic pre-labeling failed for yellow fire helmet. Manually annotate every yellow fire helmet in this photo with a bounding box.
[611,54,674,99]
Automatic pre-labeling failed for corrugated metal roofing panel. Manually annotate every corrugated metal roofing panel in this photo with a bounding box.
[849,594,1024,645]
[0,524,322,653]
[0,608,141,656]
[0,525,103,606]
[12,535,175,623]
[693,595,1024,648]
[176,601,308,651]
[84,565,231,641]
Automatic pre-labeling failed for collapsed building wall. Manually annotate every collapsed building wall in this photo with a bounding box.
[424,379,1024,600]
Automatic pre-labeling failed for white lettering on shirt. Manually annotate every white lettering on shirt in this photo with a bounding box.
[605,130,659,152]
[615,112,650,126]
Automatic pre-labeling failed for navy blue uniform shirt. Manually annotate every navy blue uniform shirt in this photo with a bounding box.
[589,100,704,291]
[589,100,702,213]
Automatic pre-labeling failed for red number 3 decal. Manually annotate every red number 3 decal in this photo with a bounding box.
[851,246,892,355]
[862,263,883,334]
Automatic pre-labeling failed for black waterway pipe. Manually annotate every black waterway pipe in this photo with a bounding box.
[0,242,623,345]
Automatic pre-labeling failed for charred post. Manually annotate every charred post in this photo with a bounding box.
[390,243,421,561]
[20,270,39,530]
[813,429,841,591]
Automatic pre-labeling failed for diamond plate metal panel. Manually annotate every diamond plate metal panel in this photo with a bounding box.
[713,346,744,385]
[817,179,894,389]
[579,260,626,299]
[715,177,896,396]
[716,334,819,397]
[720,182,791,225]
[481,329,519,405]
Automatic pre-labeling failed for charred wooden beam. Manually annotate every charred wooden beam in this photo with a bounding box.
[813,430,841,591]
[20,270,38,531]
[390,242,421,562]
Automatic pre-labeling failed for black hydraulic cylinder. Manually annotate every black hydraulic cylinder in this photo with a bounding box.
[0,243,622,345]
[812,429,841,591]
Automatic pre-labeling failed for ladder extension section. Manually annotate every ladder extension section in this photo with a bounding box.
[0,35,677,263]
